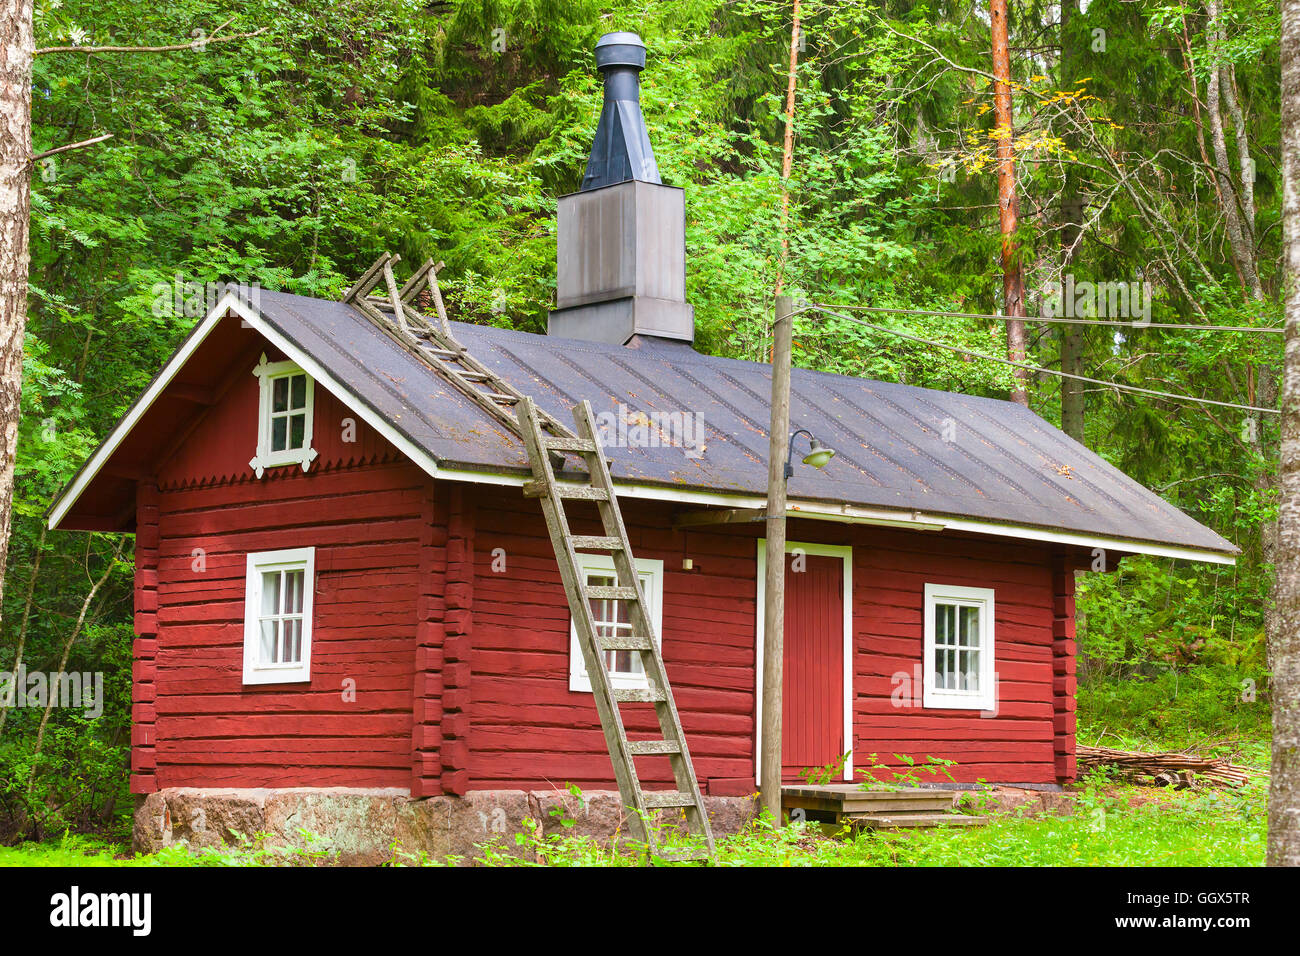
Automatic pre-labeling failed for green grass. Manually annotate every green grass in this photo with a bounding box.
[473,782,1267,867]
[0,780,1266,868]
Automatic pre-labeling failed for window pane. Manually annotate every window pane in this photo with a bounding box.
[935,604,949,645]
[959,605,980,647]
[289,413,306,450]
[290,374,307,409]
[283,618,302,664]
[271,415,288,451]
[933,647,945,688]
[961,650,980,691]
[284,570,304,614]
[261,571,281,617]
[260,618,279,663]
[272,376,289,412]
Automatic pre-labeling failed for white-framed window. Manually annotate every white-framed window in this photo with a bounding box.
[242,547,315,685]
[923,583,995,710]
[249,354,318,478]
[569,555,663,693]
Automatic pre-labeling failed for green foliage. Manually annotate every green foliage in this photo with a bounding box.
[4,0,1284,847]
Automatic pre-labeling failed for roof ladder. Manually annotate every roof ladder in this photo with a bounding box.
[518,396,715,862]
[342,255,714,862]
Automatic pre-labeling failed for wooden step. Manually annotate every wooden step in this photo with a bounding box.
[545,436,600,453]
[585,585,638,600]
[612,687,667,703]
[654,848,711,864]
[627,739,681,756]
[850,812,987,830]
[641,791,696,809]
[482,391,519,404]
[569,535,623,551]
[597,635,653,651]
[522,482,610,500]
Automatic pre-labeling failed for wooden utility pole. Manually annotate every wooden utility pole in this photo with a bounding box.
[990,0,1029,405]
[761,295,794,824]
[1270,0,1300,868]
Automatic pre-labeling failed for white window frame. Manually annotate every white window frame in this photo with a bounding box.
[242,547,316,685]
[923,583,995,711]
[569,555,664,693]
[249,354,318,478]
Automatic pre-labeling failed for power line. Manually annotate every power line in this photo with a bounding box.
[807,304,1280,415]
[812,302,1284,335]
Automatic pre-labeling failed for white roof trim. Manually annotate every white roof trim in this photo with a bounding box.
[48,295,1237,567]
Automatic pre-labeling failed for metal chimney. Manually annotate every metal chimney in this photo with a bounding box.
[581,33,660,190]
[548,32,694,346]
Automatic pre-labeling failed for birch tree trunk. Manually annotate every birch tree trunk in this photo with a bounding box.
[1270,0,1300,869]
[0,2,33,633]
[990,0,1029,405]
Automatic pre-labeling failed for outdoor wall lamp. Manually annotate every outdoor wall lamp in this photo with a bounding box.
[785,429,836,479]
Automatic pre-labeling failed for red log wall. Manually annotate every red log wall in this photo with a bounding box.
[137,353,1082,793]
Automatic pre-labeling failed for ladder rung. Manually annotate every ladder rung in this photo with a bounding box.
[570,535,624,551]
[545,436,600,453]
[612,687,667,703]
[421,345,460,359]
[586,585,638,600]
[483,391,519,404]
[641,791,696,809]
[627,739,681,756]
[522,482,609,501]
[457,371,491,382]
[597,635,653,651]
[655,848,711,863]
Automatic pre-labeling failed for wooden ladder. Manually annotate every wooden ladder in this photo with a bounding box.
[343,255,714,861]
[517,396,714,861]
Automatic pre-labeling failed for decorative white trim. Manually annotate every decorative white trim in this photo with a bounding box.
[242,547,315,685]
[569,555,664,693]
[249,354,317,478]
[45,292,1238,569]
[922,583,996,711]
[754,540,853,785]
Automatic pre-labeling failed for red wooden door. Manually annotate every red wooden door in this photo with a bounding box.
[781,552,844,780]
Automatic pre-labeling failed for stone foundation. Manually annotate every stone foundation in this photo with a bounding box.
[133,787,757,865]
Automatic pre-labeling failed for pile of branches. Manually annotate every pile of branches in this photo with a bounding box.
[1078,744,1266,790]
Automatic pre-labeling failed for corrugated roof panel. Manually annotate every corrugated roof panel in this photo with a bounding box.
[251,290,1236,556]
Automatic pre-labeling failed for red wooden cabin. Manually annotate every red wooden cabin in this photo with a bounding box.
[47,33,1235,853]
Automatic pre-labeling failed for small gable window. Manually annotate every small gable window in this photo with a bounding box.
[243,547,315,685]
[250,354,318,477]
[569,555,663,693]
[923,583,995,711]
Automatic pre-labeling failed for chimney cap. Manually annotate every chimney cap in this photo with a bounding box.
[594,31,647,71]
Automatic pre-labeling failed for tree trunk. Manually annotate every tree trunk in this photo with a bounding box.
[1207,0,1264,300]
[990,0,1029,405]
[0,1,34,634]
[774,0,801,301]
[1270,0,1300,868]
[1059,0,1084,440]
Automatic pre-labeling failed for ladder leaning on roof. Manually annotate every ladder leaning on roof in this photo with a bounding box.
[342,254,714,862]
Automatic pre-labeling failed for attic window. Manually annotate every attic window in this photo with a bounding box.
[249,354,318,477]
[569,555,663,693]
[923,584,996,711]
[242,547,315,685]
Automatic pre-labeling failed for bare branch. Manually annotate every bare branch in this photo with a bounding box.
[30,133,112,163]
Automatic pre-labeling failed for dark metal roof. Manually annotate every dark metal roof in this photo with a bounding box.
[252,290,1236,557]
